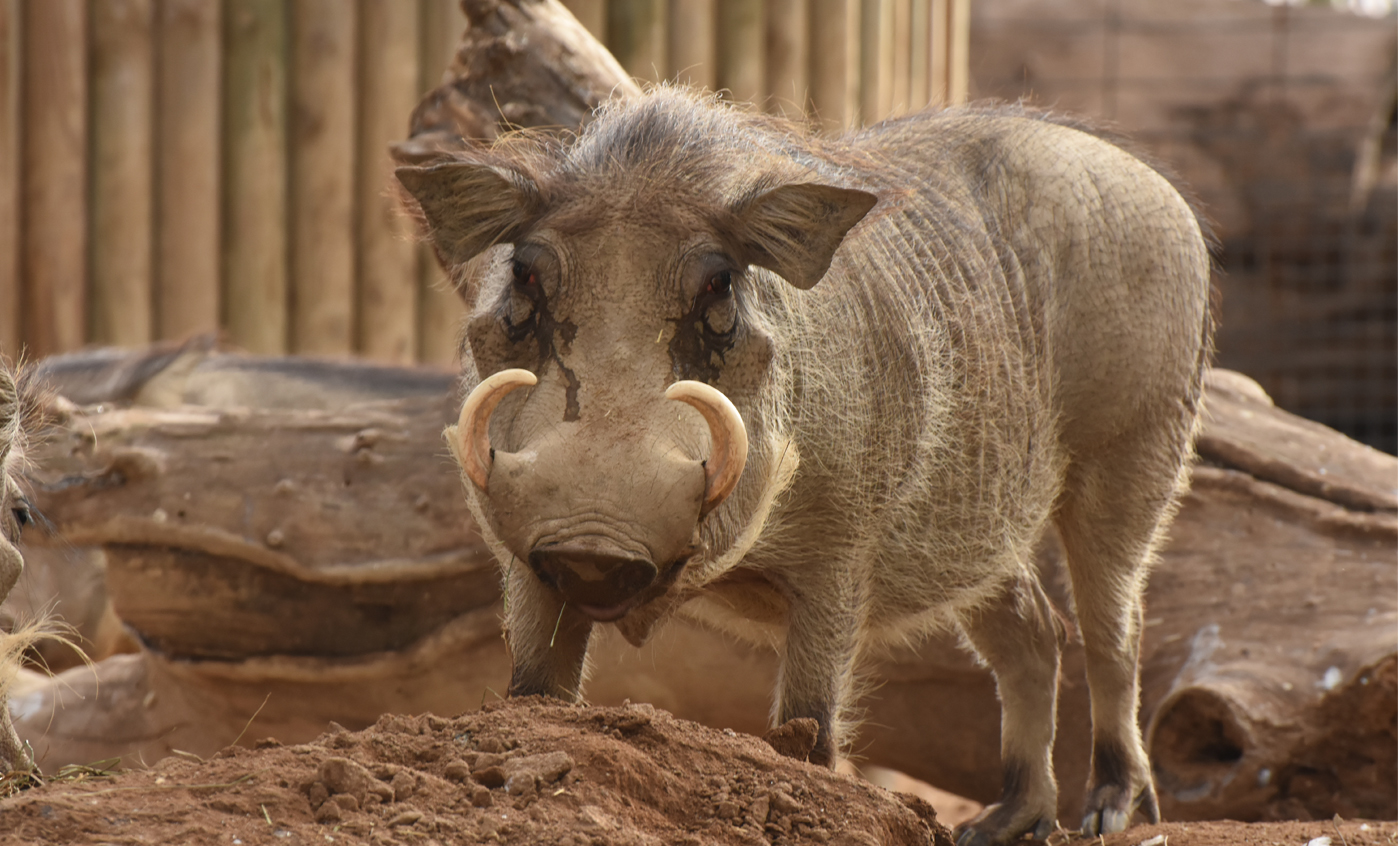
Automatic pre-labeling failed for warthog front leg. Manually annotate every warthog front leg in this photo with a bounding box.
[503,560,595,700]
[952,575,1065,846]
[775,569,862,768]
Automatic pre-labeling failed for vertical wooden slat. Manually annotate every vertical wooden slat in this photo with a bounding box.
[765,0,807,115]
[609,0,668,84]
[416,0,466,366]
[223,0,288,354]
[890,0,910,115]
[156,0,221,343]
[808,0,858,132]
[419,0,463,92]
[561,0,606,42]
[946,0,969,105]
[909,0,929,110]
[91,0,155,348]
[717,0,764,105]
[860,0,894,124]
[21,0,87,357]
[0,0,18,359]
[289,0,355,356]
[668,0,715,89]
[357,0,420,363]
[928,0,947,104]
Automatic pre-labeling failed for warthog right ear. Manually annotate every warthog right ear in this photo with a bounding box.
[732,183,878,290]
[395,162,540,266]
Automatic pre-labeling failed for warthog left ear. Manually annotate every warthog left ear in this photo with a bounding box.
[732,183,878,289]
[395,161,540,266]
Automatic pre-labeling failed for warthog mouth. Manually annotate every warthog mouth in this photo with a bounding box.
[527,543,691,623]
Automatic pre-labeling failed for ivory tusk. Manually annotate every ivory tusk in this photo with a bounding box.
[665,380,749,513]
[452,368,537,491]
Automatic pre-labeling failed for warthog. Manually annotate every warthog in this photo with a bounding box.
[398,89,1211,844]
[1,362,39,774]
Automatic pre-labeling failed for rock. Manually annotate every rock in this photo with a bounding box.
[319,757,372,804]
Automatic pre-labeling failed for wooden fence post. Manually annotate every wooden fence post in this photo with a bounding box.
[289,0,356,356]
[765,0,808,116]
[927,0,945,103]
[946,0,968,105]
[223,0,289,355]
[22,0,88,358]
[808,0,858,132]
[717,0,764,105]
[668,0,715,90]
[156,0,221,344]
[608,0,668,84]
[416,0,466,366]
[0,0,17,360]
[890,0,909,114]
[908,0,928,109]
[356,0,420,363]
[91,0,155,348]
[859,0,893,124]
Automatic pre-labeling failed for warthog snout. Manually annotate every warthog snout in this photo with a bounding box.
[446,369,749,621]
[527,544,660,622]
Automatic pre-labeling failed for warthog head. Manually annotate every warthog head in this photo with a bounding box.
[398,91,875,630]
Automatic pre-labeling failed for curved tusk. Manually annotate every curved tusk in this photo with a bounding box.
[453,368,537,491]
[665,380,748,514]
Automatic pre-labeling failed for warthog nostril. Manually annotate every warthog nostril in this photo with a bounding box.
[528,546,659,621]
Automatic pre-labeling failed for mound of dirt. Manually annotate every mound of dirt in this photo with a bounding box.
[0,698,953,846]
[1,697,1394,846]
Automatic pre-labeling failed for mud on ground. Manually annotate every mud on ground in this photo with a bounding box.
[0,698,1392,846]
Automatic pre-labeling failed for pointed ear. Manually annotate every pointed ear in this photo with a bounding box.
[396,162,541,266]
[732,183,878,289]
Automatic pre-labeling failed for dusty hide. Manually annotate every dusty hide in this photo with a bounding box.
[8,351,1394,824]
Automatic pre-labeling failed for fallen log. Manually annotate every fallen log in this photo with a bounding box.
[11,357,1394,824]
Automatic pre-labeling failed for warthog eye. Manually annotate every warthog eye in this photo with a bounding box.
[703,270,732,298]
[6,496,29,538]
[511,259,538,288]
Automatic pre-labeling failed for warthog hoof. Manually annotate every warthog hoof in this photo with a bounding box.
[952,803,1056,846]
[1080,780,1160,837]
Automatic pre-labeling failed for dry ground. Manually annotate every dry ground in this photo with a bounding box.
[0,699,1391,846]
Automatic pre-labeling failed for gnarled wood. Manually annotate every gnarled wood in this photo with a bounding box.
[11,359,1394,824]
[392,0,638,164]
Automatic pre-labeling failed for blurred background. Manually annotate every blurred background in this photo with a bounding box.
[0,0,1393,451]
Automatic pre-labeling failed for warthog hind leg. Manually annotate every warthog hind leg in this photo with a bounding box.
[952,575,1064,846]
[1057,432,1183,834]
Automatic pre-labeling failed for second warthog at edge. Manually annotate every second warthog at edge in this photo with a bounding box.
[397,89,1212,846]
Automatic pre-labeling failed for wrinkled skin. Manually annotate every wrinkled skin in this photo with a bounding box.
[400,89,1211,845]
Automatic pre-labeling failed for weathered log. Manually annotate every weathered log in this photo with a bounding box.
[391,0,639,164]
[11,356,1394,824]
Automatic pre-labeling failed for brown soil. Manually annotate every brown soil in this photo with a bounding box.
[0,698,1392,846]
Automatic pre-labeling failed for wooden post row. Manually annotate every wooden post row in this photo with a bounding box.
[0,0,969,365]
